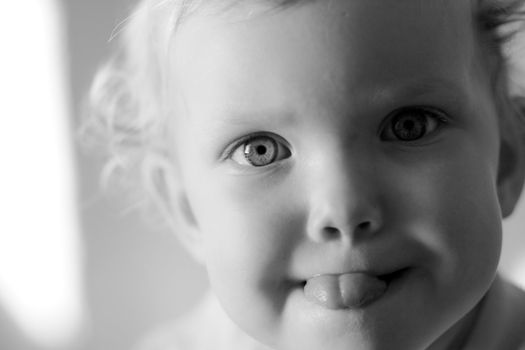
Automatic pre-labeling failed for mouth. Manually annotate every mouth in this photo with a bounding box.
[301,267,411,310]
[377,267,410,284]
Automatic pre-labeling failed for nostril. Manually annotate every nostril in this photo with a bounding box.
[357,221,372,231]
[322,226,341,240]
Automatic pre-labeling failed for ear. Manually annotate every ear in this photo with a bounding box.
[143,154,206,263]
[173,190,206,263]
[497,97,525,218]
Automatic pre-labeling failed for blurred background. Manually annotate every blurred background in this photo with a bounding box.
[0,1,524,349]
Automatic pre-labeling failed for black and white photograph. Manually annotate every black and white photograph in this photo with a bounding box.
[2,1,525,349]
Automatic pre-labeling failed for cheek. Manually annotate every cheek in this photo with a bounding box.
[437,159,501,283]
[393,144,502,290]
[185,174,299,336]
[196,178,296,269]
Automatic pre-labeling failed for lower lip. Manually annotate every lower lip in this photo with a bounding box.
[302,269,410,310]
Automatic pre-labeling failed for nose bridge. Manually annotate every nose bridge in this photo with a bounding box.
[305,143,382,244]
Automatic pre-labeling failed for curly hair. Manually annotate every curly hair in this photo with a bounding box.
[81,0,525,219]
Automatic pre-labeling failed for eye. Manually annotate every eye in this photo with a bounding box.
[381,107,447,142]
[228,134,292,167]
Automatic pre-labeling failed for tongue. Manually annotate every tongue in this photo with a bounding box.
[304,272,387,309]
[339,273,387,308]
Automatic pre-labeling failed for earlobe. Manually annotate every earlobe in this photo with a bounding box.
[497,97,525,218]
[172,191,206,263]
[144,155,206,263]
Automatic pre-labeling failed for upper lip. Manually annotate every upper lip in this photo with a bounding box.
[305,267,408,279]
[292,257,414,282]
[292,268,411,288]
[289,244,420,282]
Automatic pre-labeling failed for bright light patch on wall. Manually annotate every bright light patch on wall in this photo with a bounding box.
[501,18,525,293]
[503,196,525,291]
[0,0,84,347]
[509,258,525,290]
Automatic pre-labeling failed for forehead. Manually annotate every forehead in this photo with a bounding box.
[170,0,479,118]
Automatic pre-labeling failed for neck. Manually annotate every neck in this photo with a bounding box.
[426,299,484,350]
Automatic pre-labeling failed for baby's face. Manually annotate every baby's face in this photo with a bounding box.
[169,1,504,349]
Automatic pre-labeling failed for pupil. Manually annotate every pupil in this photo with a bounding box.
[256,145,267,155]
[403,120,415,130]
[393,114,426,141]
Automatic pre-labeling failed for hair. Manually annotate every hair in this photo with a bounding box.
[80,0,525,220]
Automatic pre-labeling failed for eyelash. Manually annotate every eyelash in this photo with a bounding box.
[222,132,292,168]
[222,107,449,168]
[380,106,449,142]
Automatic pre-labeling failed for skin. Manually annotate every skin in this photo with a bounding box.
[164,0,518,349]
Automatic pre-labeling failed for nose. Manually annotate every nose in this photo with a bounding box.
[305,151,384,245]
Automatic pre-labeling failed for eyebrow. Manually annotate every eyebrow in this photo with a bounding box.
[377,77,469,106]
[210,109,298,127]
[210,77,469,128]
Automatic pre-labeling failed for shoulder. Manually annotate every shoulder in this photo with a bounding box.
[132,293,222,350]
[132,315,201,350]
[133,291,271,350]
[501,278,525,349]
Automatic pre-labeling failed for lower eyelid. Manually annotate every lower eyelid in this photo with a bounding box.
[220,132,292,163]
[379,107,450,140]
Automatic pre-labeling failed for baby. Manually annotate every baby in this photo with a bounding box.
[87,0,525,349]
